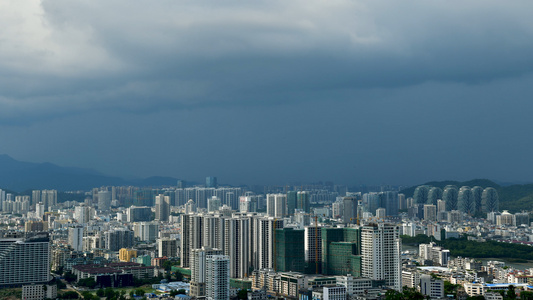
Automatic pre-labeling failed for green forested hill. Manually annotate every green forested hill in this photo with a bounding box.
[399,179,533,212]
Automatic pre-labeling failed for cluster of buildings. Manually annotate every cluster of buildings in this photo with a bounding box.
[2,179,533,300]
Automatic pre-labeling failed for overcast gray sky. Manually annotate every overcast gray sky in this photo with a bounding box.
[1,0,533,186]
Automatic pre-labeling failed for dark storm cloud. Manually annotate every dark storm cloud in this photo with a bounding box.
[0,0,532,123]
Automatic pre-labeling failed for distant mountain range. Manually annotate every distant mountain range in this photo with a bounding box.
[399,179,533,212]
[0,154,179,191]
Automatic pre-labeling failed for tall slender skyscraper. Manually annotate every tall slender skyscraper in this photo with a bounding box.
[155,194,170,222]
[253,217,283,270]
[206,255,230,300]
[68,226,84,251]
[224,217,250,278]
[190,247,223,297]
[361,223,401,291]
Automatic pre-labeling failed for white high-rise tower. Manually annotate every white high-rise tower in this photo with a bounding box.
[206,255,230,300]
[361,223,401,291]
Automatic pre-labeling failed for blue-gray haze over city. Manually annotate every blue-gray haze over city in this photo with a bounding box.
[1,0,533,186]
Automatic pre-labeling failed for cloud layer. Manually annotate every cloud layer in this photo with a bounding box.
[1,0,532,123]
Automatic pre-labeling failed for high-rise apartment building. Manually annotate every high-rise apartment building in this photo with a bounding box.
[158,238,178,258]
[0,233,51,287]
[105,229,134,251]
[98,191,112,212]
[424,205,437,222]
[190,247,223,297]
[304,225,322,274]
[253,217,284,270]
[297,191,310,213]
[68,226,84,251]
[41,190,57,211]
[224,217,250,278]
[74,205,92,224]
[180,214,192,268]
[208,196,221,212]
[134,222,159,242]
[361,223,401,291]
[206,255,230,300]
[155,194,170,222]
[266,194,286,218]
[31,190,41,207]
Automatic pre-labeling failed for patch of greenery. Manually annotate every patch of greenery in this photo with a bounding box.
[402,234,533,260]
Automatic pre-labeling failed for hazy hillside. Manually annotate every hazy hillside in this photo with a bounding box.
[0,154,178,191]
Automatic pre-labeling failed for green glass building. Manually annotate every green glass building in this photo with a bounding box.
[321,227,361,276]
[275,228,305,273]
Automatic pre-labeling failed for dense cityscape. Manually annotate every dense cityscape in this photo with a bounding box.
[1,176,532,300]
[2,1,533,300]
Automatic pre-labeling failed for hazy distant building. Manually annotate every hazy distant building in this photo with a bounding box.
[297,191,310,213]
[31,190,41,207]
[515,212,529,226]
[98,191,112,212]
[208,196,222,212]
[343,197,357,224]
[427,187,443,206]
[380,191,399,216]
[206,176,218,188]
[413,186,430,205]
[482,187,499,213]
[41,190,57,211]
[458,186,475,215]
[376,208,386,219]
[443,185,459,211]
[398,193,407,210]
[471,186,483,215]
